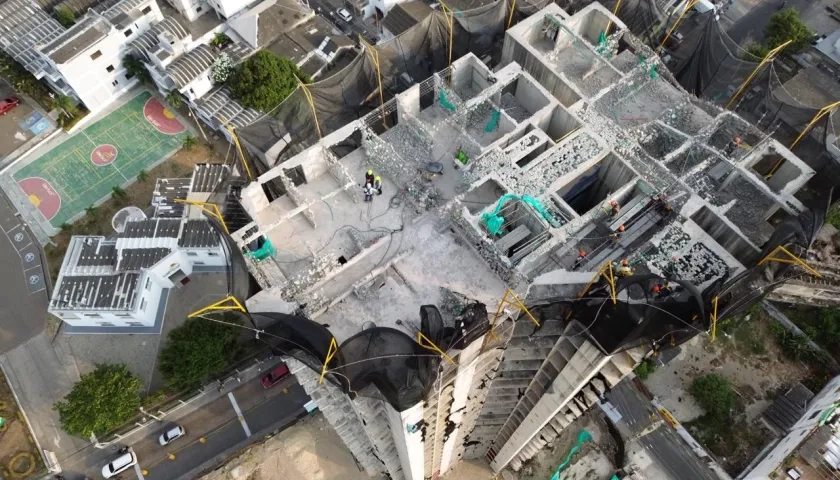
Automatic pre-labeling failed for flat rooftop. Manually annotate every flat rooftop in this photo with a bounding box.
[233,4,816,343]
[41,15,110,64]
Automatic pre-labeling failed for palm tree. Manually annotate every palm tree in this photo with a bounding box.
[182,134,198,151]
[165,90,183,109]
[52,94,78,127]
[111,186,127,199]
[137,169,148,182]
[85,205,97,216]
[60,222,71,231]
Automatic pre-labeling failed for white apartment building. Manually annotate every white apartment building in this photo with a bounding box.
[743,375,840,479]
[162,0,209,22]
[37,0,163,114]
[48,165,231,330]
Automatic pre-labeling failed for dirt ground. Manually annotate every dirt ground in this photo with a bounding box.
[43,143,224,281]
[200,414,376,480]
[0,372,44,478]
[644,314,813,474]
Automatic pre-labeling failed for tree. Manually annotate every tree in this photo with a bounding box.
[690,374,734,421]
[122,54,150,84]
[228,50,310,112]
[165,89,183,109]
[764,9,813,53]
[182,134,198,151]
[158,316,241,390]
[211,32,231,49]
[54,364,142,437]
[634,359,656,380]
[85,205,96,216]
[55,6,76,28]
[137,169,148,182]
[211,53,234,84]
[52,94,78,127]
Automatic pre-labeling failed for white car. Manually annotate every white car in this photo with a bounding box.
[337,8,353,22]
[101,451,137,479]
[158,425,186,446]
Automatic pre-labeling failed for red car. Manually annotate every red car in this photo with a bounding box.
[261,362,290,388]
[0,97,20,115]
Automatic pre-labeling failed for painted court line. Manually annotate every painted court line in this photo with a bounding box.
[227,392,252,437]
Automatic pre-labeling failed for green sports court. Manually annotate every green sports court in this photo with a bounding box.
[13,91,188,228]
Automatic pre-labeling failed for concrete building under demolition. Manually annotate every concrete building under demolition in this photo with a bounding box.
[227,3,821,479]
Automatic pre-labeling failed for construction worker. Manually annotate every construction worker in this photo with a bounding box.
[572,249,587,271]
[616,259,633,277]
[363,183,374,202]
[608,199,621,219]
[724,137,741,157]
[373,175,383,195]
[651,284,661,296]
[365,169,375,186]
[611,224,625,243]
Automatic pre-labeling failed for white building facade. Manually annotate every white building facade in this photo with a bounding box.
[35,0,164,114]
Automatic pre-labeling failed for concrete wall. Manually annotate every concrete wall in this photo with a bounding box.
[284,356,384,476]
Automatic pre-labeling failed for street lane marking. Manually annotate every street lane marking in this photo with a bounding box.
[227,392,252,437]
[134,463,146,480]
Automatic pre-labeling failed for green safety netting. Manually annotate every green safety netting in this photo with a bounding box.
[245,238,276,261]
[481,194,558,235]
[485,109,501,132]
[439,89,457,112]
[549,430,592,480]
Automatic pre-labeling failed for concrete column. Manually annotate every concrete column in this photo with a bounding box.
[387,401,425,480]
[440,338,483,474]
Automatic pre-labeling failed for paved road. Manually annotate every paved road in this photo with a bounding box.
[309,0,378,44]
[0,189,48,353]
[726,0,812,45]
[59,362,308,480]
[605,378,718,480]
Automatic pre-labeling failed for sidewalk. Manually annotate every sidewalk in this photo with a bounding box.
[0,332,87,460]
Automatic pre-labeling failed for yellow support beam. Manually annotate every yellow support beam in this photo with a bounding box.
[417,332,456,365]
[188,295,246,318]
[605,262,617,305]
[605,0,623,36]
[506,0,516,30]
[298,79,322,140]
[439,0,455,73]
[710,296,718,342]
[766,98,840,178]
[657,0,700,53]
[319,337,339,384]
[485,289,540,347]
[726,40,791,110]
[758,245,822,278]
[174,199,229,234]
[359,36,387,128]
[217,114,253,182]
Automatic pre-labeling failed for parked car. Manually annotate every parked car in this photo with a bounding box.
[0,97,20,115]
[158,425,186,446]
[261,362,290,388]
[337,8,353,22]
[101,451,137,479]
